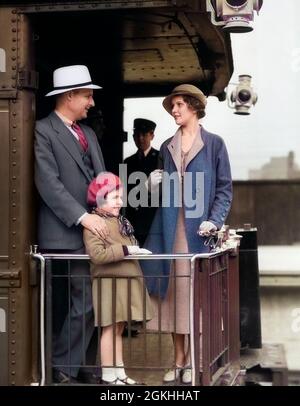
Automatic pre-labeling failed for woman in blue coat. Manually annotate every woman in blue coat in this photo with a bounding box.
[143,84,232,384]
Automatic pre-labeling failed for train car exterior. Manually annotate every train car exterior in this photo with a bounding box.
[2,1,285,387]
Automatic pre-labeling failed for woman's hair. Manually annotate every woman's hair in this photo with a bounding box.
[182,94,206,119]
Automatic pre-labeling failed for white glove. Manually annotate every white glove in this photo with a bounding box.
[127,246,152,255]
[146,169,163,190]
[198,221,217,237]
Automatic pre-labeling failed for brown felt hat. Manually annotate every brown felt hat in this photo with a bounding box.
[162,84,207,116]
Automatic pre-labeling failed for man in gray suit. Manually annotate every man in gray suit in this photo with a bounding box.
[35,65,107,383]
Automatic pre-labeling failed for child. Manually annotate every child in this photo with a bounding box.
[83,172,153,385]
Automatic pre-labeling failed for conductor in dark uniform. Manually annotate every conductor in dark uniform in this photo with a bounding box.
[124,118,159,246]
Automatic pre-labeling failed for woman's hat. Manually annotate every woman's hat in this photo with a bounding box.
[87,172,122,207]
[162,84,207,115]
[46,65,102,97]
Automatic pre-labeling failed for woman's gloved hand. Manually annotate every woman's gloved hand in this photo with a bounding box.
[198,221,217,237]
[146,169,163,190]
[127,246,152,255]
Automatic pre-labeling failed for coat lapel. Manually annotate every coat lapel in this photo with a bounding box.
[166,126,205,172]
[185,126,205,169]
[167,128,182,173]
[49,112,91,180]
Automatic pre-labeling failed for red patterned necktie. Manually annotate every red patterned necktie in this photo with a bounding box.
[71,123,88,152]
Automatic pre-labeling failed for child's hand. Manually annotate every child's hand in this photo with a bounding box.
[127,246,152,255]
[136,248,152,255]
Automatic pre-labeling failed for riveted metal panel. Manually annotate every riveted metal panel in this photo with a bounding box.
[7,13,37,385]
[0,10,36,385]
[0,100,9,265]
[12,1,176,14]
[0,8,18,98]
[0,290,8,385]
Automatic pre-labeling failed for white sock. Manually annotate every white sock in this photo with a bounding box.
[115,363,127,380]
[115,363,136,384]
[102,367,116,382]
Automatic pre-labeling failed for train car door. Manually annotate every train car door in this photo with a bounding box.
[0,7,37,385]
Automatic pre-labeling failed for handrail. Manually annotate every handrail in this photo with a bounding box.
[30,246,236,386]
[41,249,232,261]
[30,246,46,387]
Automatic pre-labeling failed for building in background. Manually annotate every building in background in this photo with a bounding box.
[249,151,300,179]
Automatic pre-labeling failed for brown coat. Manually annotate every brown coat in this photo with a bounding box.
[83,216,153,326]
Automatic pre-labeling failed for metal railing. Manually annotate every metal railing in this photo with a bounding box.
[31,247,240,386]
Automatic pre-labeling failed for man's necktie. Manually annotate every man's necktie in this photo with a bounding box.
[71,123,88,152]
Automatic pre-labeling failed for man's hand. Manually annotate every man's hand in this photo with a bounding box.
[81,213,109,239]
[198,221,217,237]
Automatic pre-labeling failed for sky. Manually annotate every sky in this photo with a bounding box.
[123,0,300,180]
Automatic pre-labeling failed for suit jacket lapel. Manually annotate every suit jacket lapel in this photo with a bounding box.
[49,112,91,180]
[86,129,105,174]
[167,128,182,173]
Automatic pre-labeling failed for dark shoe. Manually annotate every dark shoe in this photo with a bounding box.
[122,327,139,338]
[77,370,101,384]
[53,369,78,384]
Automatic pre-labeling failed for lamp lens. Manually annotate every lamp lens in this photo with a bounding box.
[226,0,248,8]
[238,89,251,102]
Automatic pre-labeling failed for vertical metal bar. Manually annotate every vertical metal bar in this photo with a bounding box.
[173,260,177,373]
[142,274,147,365]
[190,256,199,386]
[210,263,213,366]
[45,258,52,385]
[215,261,217,365]
[218,261,221,360]
[218,264,221,358]
[97,277,102,367]
[127,276,132,362]
[217,260,221,358]
[32,253,46,386]
[82,271,86,368]
[212,263,216,363]
[67,259,71,380]
[201,258,211,386]
[218,263,221,359]
[112,277,116,367]
[224,254,230,363]
[228,253,240,363]
[157,276,162,366]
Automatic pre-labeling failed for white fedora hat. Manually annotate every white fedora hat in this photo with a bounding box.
[45,65,102,97]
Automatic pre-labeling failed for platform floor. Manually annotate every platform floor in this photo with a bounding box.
[123,331,176,386]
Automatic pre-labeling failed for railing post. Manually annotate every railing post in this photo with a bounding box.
[191,256,201,386]
[201,258,211,386]
[30,247,46,386]
[45,259,53,385]
[228,251,240,363]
